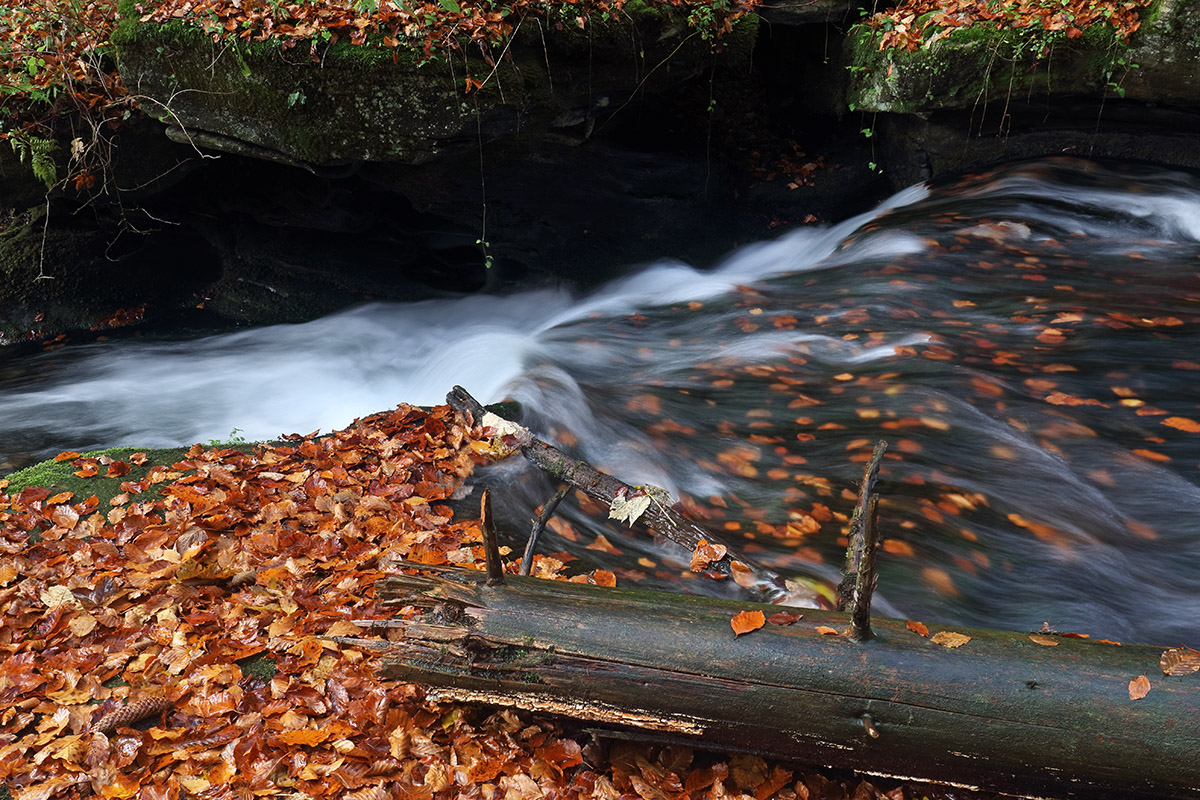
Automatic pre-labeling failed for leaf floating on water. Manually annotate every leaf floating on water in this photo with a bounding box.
[905,620,929,637]
[1160,646,1200,676]
[1162,416,1200,433]
[1129,675,1151,700]
[1029,635,1059,646]
[931,631,971,648]
[731,610,765,637]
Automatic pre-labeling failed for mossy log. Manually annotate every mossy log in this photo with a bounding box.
[356,563,1200,800]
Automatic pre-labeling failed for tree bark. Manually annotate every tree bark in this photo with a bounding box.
[354,563,1200,800]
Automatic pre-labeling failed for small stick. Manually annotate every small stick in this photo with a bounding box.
[849,495,881,641]
[521,484,570,576]
[837,440,887,614]
[480,489,506,586]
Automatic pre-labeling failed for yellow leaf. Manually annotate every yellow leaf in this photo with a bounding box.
[1029,635,1059,646]
[931,631,971,648]
[40,585,79,608]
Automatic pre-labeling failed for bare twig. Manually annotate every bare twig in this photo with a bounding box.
[521,484,570,576]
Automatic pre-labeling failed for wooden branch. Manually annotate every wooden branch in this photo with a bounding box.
[355,563,1200,800]
[837,440,886,613]
[521,484,569,576]
[480,489,504,586]
[849,494,880,641]
[447,385,791,602]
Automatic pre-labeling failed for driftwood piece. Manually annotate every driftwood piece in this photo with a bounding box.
[356,563,1200,800]
[838,441,887,640]
[446,385,790,601]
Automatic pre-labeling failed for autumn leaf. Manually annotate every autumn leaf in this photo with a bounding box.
[54,451,82,462]
[1160,646,1200,676]
[1128,675,1151,700]
[608,491,652,526]
[815,625,839,636]
[1162,416,1200,433]
[690,539,728,572]
[767,611,803,625]
[905,619,929,637]
[931,631,971,648]
[731,610,766,637]
[1029,635,1059,646]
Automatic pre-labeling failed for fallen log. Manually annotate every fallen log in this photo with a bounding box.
[350,563,1200,800]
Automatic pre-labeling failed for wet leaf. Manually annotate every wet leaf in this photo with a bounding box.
[931,631,971,648]
[1160,646,1200,676]
[905,620,929,637]
[690,539,728,572]
[1128,675,1151,700]
[767,611,803,625]
[1029,635,1059,646]
[815,626,839,636]
[1162,416,1200,433]
[731,610,766,637]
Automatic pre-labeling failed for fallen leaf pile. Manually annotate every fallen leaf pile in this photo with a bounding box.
[864,0,1152,53]
[1,403,932,800]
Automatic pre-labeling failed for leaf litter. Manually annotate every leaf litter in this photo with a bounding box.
[2,402,953,800]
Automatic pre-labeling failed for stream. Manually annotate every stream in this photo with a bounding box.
[3,157,1199,645]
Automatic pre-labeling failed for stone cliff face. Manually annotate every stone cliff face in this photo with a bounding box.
[3,0,1200,344]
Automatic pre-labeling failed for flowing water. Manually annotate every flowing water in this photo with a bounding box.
[3,157,1199,644]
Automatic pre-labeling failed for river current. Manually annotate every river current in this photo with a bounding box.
[3,158,1199,644]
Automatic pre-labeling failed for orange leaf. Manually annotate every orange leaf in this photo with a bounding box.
[815,625,839,636]
[905,620,929,637]
[931,631,971,648]
[1128,675,1151,700]
[767,611,803,625]
[1029,635,1059,646]
[46,491,75,505]
[278,728,332,746]
[731,610,766,637]
[54,451,82,462]
[690,539,728,572]
[1162,416,1200,433]
[591,569,617,587]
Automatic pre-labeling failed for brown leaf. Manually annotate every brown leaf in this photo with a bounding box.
[931,631,971,648]
[54,450,82,462]
[1160,646,1200,676]
[1029,635,1059,646]
[815,625,839,636]
[690,539,728,572]
[731,610,766,637]
[767,611,803,626]
[1129,675,1151,700]
[905,619,929,637]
